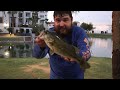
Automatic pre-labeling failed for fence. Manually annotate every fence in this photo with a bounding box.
[0,36,38,50]
[0,36,37,43]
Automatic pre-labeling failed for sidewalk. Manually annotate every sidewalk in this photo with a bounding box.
[0,33,15,37]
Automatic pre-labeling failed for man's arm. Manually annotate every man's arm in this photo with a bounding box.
[32,32,49,59]
[77,29,91,61]
[32,44,48,59]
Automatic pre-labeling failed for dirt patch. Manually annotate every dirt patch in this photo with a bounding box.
[90,61,99,65]
[21,64,50,78]
[22,64,50,73]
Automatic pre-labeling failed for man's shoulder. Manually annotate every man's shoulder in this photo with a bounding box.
[48,27,54,32]
[72,26,85,33]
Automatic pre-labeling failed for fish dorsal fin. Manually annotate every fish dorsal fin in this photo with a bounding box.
[56,35,61,40]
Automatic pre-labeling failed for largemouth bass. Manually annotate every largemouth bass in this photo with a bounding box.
[40,30,90,70]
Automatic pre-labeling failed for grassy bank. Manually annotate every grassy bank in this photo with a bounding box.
[87,33,112,39]
[0,57,112,79]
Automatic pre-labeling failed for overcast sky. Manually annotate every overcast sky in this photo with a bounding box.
[47,11,112,33]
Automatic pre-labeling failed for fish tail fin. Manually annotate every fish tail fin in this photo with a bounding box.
[77,56,91,70]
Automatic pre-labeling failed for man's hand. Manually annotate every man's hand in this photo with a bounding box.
[34,32,46,48]
[61,56,78,63]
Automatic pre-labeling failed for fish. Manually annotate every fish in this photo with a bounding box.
[40,30,90,70]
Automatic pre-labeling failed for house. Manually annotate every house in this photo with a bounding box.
[0,11,9,33]
[0,11,48,34]
[47,21,54,29]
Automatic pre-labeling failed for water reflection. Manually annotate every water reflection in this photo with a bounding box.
[0,42,33,58]
[0,38,113,58]
[89,38,112,58]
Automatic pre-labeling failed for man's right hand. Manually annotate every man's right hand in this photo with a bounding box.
[34,32,46,48]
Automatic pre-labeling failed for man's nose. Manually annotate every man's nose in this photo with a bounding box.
[59,21,64,27]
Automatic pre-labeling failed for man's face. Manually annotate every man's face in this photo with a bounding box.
[54,14,73,36]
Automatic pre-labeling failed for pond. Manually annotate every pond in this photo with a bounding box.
[0,38,112,58]
[89,38,112,58]
[0,42,33,58]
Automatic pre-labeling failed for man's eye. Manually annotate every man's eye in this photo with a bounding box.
[63,19,69,22]
[56,19,61,22]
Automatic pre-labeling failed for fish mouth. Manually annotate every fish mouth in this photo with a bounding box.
[44,30,49,34]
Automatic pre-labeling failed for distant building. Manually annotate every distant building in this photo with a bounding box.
[0,11,48,34]
[47,21,54,29]
[93,24,112,34]
[0,11,9,33]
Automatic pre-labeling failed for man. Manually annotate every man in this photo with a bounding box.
[33,11,91,79]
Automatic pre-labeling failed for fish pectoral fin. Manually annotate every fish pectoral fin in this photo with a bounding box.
[50,49,54,55]
[73,45,80,53]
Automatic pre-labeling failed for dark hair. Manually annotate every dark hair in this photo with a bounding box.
[53,11,73,19]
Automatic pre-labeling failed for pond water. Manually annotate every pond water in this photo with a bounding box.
[0,38,112,58]
[89,38,112,58]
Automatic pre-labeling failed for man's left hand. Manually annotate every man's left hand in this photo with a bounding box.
[61,56,78,63]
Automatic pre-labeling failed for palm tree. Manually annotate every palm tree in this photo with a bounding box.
[28,11,47,35]
[112,11,120,79]
[7,11,18,34]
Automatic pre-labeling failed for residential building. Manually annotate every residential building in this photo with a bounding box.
[0,11,9,33]
[47,21,54,29]
[0,11,48,34]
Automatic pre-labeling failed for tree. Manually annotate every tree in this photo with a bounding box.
[73,21,78,26]
[28,11,46,35]
[80,22,88,30]
[80,22,95,32]
[29,24,45,35]
[7,11,18,34]
[87,23,94,31]
[112,11,120,79]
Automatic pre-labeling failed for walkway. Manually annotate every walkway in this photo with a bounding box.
[0,33,15,37]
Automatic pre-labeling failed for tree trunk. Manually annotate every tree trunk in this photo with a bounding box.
[11,13,15,34]
[112,11,120,79]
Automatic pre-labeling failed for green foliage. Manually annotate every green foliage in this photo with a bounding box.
[7,27,13,33]
[80,22,95,31]
[72,21,78,26]
[29,24,45,35]
[28,11,45,35]
[87,33,112,39]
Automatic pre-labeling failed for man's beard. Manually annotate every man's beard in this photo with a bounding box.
[55,26,72,37]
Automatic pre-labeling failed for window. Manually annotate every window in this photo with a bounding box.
[25,18,30,25]
[19,13,23,17]
[26,18,29,22]
[0,17,3,23]
[26,12,30,17]
[26,29,29,33]
[19,18,23,23]
[40,15,44,18]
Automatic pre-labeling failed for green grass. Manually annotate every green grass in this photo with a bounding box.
[0,58,49,79]
[0,57,112,79]
[87,33,112,39]
[85,57,112,79]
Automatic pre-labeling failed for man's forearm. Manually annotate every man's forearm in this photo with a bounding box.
[32,44,48,59]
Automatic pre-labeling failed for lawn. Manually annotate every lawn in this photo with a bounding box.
[0,57,112,79]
